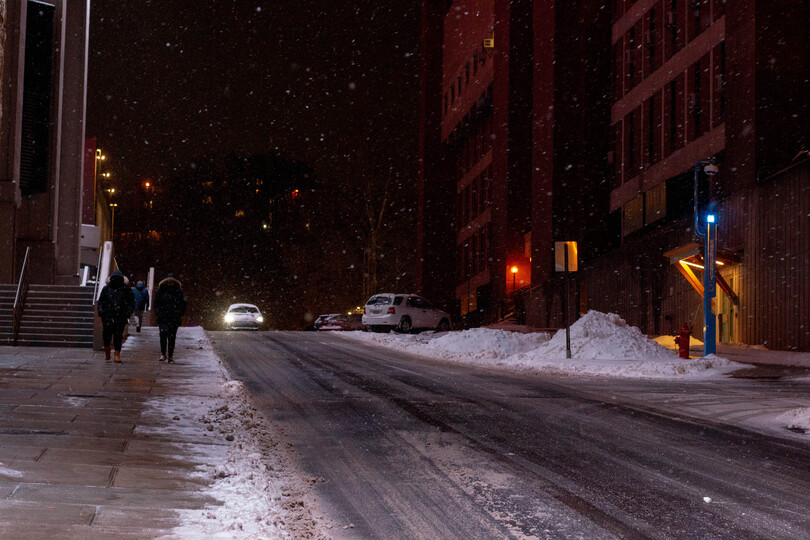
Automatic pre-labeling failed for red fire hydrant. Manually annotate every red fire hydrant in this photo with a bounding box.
[675,323,691,359]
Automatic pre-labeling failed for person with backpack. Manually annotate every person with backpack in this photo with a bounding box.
[131,280,150,332]
[154,273,186,363]
[97,270,135,363]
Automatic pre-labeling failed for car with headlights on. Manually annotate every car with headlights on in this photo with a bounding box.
[223,303,264,330]
[361,293,450,333]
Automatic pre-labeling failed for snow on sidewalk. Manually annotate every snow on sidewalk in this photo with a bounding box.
[344,310,746,379]
[139,327,331,539]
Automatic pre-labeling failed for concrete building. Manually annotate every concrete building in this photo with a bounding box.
[418,0,810,350]
[0,0,92,285]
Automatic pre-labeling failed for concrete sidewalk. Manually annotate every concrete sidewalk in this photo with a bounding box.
[0,327,229,539]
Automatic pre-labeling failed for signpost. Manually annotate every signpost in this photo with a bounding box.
[555,242,578,359]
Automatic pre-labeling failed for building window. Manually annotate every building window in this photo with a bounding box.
[665,0,681,60]
[626,108,641,178]
[622,183,667,237]
[612,122,622,187]
[665,76,684,155]
[647,8,657,74]
[712,42,726,127]
[20,0,56,195]
[646,182,667,224]
[614,43,623,99]
[690,61,702,141]
[713,0,726,21]
[623,195,644,235]
[646,91,662,166]
[627,27,636,89]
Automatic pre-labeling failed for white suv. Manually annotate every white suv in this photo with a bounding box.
[362,293,451,333]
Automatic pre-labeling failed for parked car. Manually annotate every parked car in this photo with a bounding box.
[319,313,367,331]
[223,303,264,330]
[314,313,340,330]
[362,293,451,333]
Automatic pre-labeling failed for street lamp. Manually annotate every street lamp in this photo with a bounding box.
[511,265,518,293]
[693,158,719,357]
[109,203,118,239]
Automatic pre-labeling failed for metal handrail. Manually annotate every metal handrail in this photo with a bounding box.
[12,247,31,346]
[91,246,103,304]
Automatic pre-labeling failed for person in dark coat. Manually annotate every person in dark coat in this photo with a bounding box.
[154,273,186,363]
[97,270,135,363]
[131,281,150,332]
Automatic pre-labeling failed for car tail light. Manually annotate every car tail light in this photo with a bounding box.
[363,307,366,314]
[387,307,396,314]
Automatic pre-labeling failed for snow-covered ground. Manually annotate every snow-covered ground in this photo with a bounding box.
[140,327,332,539]
[340,311,810,439]
[344,310,745,379]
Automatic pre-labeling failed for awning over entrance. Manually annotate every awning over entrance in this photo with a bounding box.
[663,243,740,305]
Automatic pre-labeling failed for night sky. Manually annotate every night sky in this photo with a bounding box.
[87,0,420,193]
[86,1,422,327]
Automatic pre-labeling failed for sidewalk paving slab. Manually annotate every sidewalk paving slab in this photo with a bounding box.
[0,327,229,538]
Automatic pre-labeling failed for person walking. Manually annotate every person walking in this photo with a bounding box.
[154,273,186,363]
[131,280,150,332]
[97,270,135,363]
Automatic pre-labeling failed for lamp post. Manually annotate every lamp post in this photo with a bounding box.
[109,203,118,239]
[693,158,719,356]
[511,266,518,293]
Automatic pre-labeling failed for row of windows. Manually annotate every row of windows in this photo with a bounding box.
[457,223,491,283]
[614,0,725,99]
[613,46,725,185]
[456,115,494,175]
[444,41,492,116]
[623,182,667,236]
[457,164,494,228]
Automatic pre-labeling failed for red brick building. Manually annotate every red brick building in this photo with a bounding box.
[418,0,810,350]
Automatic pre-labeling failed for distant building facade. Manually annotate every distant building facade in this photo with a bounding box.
[418,0,810,350]
[0,0,91,284]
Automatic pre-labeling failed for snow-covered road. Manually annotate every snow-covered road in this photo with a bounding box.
[212,327,810,539]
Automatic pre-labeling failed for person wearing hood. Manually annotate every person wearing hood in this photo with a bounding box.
[154,273,186,363]
[97,270,135,362]
[131,281,150,332]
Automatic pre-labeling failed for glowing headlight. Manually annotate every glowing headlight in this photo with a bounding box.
[256,316,264,323]
[224,313,235,323]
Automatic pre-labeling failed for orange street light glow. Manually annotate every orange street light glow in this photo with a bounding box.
[510,266,519,273]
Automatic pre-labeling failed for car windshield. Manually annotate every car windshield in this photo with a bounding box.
[230,306,258,313]
[366,295,392,305]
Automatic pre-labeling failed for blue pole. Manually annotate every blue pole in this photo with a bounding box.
[693,158,717,357]
[704,219,717,355]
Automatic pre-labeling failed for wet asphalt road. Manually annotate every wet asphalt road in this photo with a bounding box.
[211,330,810,539]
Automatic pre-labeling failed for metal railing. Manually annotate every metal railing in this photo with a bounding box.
[12,247,31,346]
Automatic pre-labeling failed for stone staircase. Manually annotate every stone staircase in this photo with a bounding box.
[0,284,95,347]
[0,284,15,345]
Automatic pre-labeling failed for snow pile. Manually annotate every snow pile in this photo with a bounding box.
[344,328,551,365]
[425,328,551,360]
[342,311,745,379]
[776,408,810,433]
[535,311,674,360]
